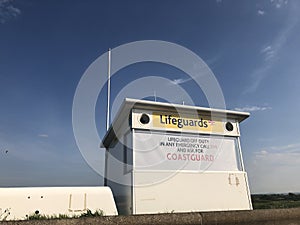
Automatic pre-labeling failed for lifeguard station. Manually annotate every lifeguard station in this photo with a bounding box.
[102,98,252,215]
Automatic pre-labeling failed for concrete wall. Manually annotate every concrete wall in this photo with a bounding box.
[1,208,300,225]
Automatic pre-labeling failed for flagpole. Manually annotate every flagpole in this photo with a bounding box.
[106,48,111,131]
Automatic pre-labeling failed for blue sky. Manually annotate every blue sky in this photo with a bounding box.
[0,0,300,193]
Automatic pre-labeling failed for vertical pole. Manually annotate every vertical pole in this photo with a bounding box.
[106,48,111,131]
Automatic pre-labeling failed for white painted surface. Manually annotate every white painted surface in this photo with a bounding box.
[133,171,252,214]
[0,186,118,221]
[105,136,133,215]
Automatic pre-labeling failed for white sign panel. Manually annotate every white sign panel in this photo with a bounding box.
[131,109,240,136]
[134,131,240,172]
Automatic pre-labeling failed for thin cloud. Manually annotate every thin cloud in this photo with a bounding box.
[260,45,271,54]
[250,143,300,193]
[204,52,223,67]
[253,143,300,170]
[255,143,300,160]
[169,77,192,85]
[271,0,288,9]
[260,150,268,155]
[245,1,299,94]
[256,0,288,18]
[257,10,265,15]
[38,134,49,138]
[268,143,300,152]
[0,0,21,24]
[255,143,300,157]
[234,105,272,112]
[260,45,276,61]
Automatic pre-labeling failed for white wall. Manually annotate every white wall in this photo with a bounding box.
[133,171,251,214]
[105,130,133,215]
[0,187,117,221]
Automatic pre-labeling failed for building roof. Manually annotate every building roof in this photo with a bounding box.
[101,98,250,148]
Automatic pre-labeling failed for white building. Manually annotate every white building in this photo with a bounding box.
[102,98,252,215]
